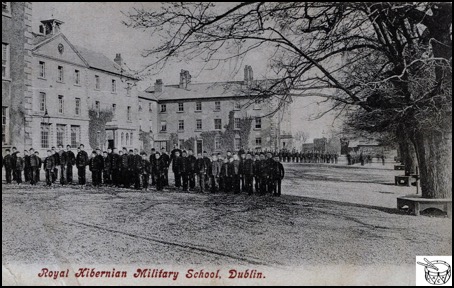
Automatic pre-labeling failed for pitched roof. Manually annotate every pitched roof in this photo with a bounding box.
[149,80,277,101]
[73,45,127,77]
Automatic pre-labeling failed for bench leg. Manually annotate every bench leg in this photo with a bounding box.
[414,202,420,216]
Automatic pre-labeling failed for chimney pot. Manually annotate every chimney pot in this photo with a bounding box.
[155,79,163,93]
[114,53,122,66]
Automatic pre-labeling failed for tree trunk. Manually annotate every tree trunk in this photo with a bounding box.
[396,128,417,175]
[412,129,452,199]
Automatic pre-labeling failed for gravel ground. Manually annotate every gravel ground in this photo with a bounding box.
[2,162,451,269]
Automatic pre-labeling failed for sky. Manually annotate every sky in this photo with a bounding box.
[32,2,340,143]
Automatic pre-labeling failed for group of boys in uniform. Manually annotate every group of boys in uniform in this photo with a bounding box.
[2,144,286,197]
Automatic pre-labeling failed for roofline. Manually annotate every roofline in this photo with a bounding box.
[138,96,158,102]
[89,67,139,81]
[157,95,257,103]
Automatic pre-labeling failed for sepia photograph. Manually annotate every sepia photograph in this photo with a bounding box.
[2,2,452,286]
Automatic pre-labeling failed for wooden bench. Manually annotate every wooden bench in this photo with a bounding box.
[397,195,452,218]
[394,165,405,171]
[395,175,411,186]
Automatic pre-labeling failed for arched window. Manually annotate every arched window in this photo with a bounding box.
[126,133,129,146]
[130,133,133,146]
[121,132,124,146]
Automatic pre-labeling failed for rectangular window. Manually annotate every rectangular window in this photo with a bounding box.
[215,101,221,111]
[75,98,81,116]
[160,104,167,113]
[214,119,222,130]
[234,137,241,151]
[179,139,185,149]
[255,117,262,129]
[161,121,167,132]
[95,75,100,90]
[214,136,221,150]
[139,100,143,112]
[95,101,100,117]
[41,123,50,148]
[112,104,116,117]
[178,120,184,131]
[255,137,262,147]
[74,70,80,85]
[126,83,132,97]
[111,79,116,93]
[2,106,8,144]
[39,92,46,112]
[56,124,66,147]
[149,103,153,112]
[39,61,46,78]
[58,95,64,114]
[2,43,9,79]
[70,125,81,148]
[178,102,184,112]
[234,118,241,129]
[127,106,132,121]
[57,66,64,82]
[196,102,202,111]
[196,119,202,130]
[234,101,241,110]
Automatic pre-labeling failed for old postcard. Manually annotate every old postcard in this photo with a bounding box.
[2,2,452,286]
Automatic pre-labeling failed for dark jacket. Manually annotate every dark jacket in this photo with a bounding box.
[203,157,212,175]
[154,158,166,176]
[270,161,285,180]
[3,155,13,169]
[161,153,170,169]
[15,157,25,171]
[76,151,89,168]
[44,156,56,170]
[187,155,197,174]
[172,156,182,174]
[120,154,129,170]
[142,159,151,175]
[53,152,60,166]
[232,160,241,175]
[58,151,68,166]
[30,154,40,168]
[24,155,31,168]
[111,153,121,170]
[212,160,221,177]
[128,154,135,170]
[66,151,76,166]
[89,155,104,171]
[11,152,18,169]
[180,156,191,174]
[103,156,112,171]
[196,158,207,174]
[132,155,143,171]
[243,159,254,175]
[220,162,230,177]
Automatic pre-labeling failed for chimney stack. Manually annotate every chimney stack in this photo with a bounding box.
[179,70,191,89]
[114,53,122,66]
[244,65,253,85]
[155,79,163,93]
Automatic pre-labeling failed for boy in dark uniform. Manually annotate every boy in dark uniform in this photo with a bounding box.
[44,150,55,186]
[89,150,103,187]
[76,144,89,185]
[220,158,230,193]
[161,148,170,187]
[120,148,130,188]
[111,148,121,187]
[180,150,190,192]
[11,147,17,181]
[3,149,13,184]
[24,150,31,183]
[29,148,39,185]
[102,151,112,185]
[133,149,143,190]
[243,153,254,195]
[270,156,285,197]
[155,152,165,191]
[172,150,182,189]
[141,152,151,191]
[15,151,25,184]
[66,145,76,184]
[196,153,207,193]
[187,149,197,191]
[58,145,68,185]
[149,148,157,186]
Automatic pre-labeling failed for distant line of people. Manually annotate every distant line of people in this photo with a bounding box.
[2,144,286,197]
[278,150,339,164]
[347,152,386,166]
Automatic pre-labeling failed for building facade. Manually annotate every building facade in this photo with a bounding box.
[29,18,140,154]
[147,67,293,154]
[2,2,33,153]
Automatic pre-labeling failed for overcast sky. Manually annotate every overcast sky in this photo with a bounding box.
[33,2,340,143]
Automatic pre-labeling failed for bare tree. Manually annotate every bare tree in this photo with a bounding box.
[124,2,452,199]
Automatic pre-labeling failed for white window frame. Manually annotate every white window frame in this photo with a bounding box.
[234,118,241,130]
[74,70,80,85]
[255,137,262,147]
[160,121,167,132]
[234,137,241,151]
[196,119,202,130]
[196,102,202,111]
[111,79,116,93]
[39,61,46,79]
[58,95,64,114]
[95,75,100,90]
[70,125,81,148]
[255,117,262,129]
[57,65,64,82]
[39,92,46,112]
[95,101,100,117]
[127,106,132,121]
[41,123,50,148]
[178,102,184,112]
[2,106,9,144]
[160,104,167,113]
[215,101,221,111]
[75,98,81,116]
[234,101,241,110]
[178,120,185,131]
[214,119,222,130]
[214,136,221,151]
[2,43,10,79]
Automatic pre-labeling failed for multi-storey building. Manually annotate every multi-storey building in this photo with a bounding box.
[2,2,33,153]
[146,66,293,154]
[29,18,140,154]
